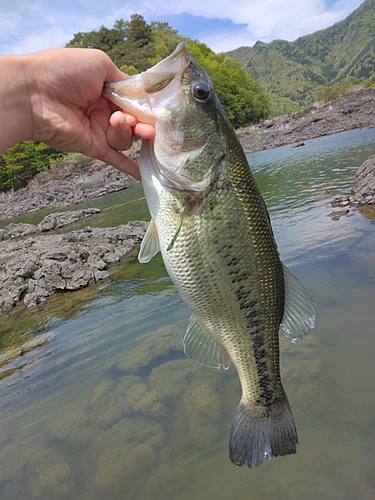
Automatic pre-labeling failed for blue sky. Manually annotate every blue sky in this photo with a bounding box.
[0,0,364,55]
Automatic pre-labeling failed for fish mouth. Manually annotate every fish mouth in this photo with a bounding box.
[103,42,190,124]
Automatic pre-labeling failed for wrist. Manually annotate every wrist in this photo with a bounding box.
[0,54,35,153]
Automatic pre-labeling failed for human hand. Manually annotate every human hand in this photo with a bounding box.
[25,48,154,179]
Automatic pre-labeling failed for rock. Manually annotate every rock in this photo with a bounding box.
[353,153,375,205]
[125,382,167,418]
[28,448,72,498]
[36,208,101,231]
[112,325,184,375]
[0,221,148,312]
[0,208,101,242]
[0,158,132,220]
[172,376,222,449]
[327,209,350,220]
[0,332,55,376]
[85,378,128,429]
[330,153,375,209]
[280,333,326,415]
[0,222,36,241]
[93,417,165,492]
[237,88,375,153]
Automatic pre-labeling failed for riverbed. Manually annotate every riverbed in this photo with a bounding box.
[0,128,374,499]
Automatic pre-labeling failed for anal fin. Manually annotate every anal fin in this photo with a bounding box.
[279,264,316,342]
[183,315,231,370]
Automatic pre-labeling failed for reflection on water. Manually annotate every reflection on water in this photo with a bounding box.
[0,129,374,499]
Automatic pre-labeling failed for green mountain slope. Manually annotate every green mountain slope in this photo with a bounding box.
[229,0,375,114]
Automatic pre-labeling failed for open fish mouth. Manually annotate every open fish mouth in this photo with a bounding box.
[103,42,190,124]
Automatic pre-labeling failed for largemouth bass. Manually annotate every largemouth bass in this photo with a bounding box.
[104,42,316,468]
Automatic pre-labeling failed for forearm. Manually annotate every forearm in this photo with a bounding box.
[0,54,35,153]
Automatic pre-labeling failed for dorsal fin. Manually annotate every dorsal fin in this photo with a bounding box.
[279,265,316,342]
[183,315,231,370]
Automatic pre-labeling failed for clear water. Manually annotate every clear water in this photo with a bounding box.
[0,128,374,500]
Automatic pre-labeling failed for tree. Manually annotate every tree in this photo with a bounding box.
[0,142,65,191]
[126,14,152,47]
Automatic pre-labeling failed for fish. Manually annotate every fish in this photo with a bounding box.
[103,42,316,468]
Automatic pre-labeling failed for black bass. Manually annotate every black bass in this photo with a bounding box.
[104,42,316,468]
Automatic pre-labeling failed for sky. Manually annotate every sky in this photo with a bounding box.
[0,0,364,55]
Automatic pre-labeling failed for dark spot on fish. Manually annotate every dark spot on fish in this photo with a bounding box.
[250,331,275,403]
[247,319,261,329]
[237,180,252,191]
[235,289,248,301]
[245,310,258,321]
[226,257,239,267]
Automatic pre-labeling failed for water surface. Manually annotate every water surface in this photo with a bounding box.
[0,128,374,499]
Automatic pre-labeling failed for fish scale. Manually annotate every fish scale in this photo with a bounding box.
[104,41,316,468]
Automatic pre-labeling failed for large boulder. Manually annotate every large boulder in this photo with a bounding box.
[352,153,375,205]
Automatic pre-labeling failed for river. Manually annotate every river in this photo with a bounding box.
[0,128,374,500]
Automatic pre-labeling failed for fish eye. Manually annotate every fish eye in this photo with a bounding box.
[192,81,211,102]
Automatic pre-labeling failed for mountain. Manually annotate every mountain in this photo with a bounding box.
[228,0,375,115]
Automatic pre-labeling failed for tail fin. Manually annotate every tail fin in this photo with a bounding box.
[229,396,298,468]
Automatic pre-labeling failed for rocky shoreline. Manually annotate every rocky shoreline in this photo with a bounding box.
[0,156,135,220]
[0,218,147,312]
[238,88,375,210]
[237,88,375,153]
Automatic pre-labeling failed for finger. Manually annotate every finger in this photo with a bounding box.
[108,111,133,151]
[133,123,155,140]
[99,148,141,180]
[123,113,137,127]
[123,113,155,139]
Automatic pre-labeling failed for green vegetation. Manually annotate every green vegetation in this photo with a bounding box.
[316,76,375,102]
[229,0,375,114]
[0,142,65,192]
[66,14,270,128]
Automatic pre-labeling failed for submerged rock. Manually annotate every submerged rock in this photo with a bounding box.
[112,325,184,375]
[172,376,222,449]
[27,447,72,499]
[93,417,165,492]
[280,333,325,414]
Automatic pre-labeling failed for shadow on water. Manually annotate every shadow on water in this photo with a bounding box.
[0,128,374,499]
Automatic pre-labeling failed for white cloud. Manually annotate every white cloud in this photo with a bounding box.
[0,0,363,55]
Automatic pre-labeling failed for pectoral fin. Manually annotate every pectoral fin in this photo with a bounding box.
[167,200,190,252]
[279,265,316,342]
[183,315,231,369]
[138,218,160,263]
